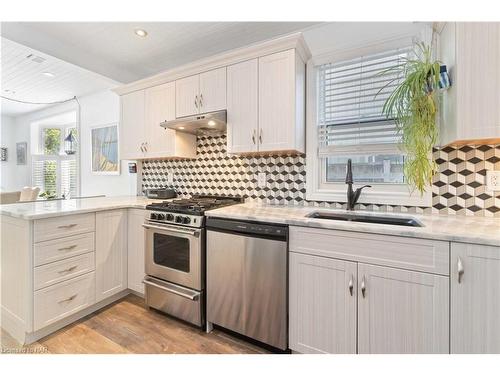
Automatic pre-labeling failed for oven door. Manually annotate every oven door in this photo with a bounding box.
[143,222,204,291]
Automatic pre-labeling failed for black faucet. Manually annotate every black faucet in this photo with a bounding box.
[345,159,371,210]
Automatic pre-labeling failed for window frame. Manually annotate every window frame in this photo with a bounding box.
[306,37,432,206]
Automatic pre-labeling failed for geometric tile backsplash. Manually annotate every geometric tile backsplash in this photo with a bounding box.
[142,135,500,217]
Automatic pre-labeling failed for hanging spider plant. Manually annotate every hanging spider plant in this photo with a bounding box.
[378,42,442,194]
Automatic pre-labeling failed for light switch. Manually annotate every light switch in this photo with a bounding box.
[257,172,267,188]
[486,171,500,191]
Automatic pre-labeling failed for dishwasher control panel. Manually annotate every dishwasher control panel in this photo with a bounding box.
[206,218,288,240]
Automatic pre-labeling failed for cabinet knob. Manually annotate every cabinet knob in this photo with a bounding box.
[361,276,366,298]
[199,93,203,108]
[457,256,464,284]
[348,274,354,296]
[195,95,198,109]
[259,128,263,144]
[252,129,256,145]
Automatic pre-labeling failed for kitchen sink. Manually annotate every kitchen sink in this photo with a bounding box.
[306,211,424,227]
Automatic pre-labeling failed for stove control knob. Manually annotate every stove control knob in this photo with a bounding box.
[157,213,165,221]
[150,213,158,220]
[166,214,174,221]
[183,216,191,224]
[175,216,183,223]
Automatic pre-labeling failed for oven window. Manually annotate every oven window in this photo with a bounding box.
[153,233,190,273]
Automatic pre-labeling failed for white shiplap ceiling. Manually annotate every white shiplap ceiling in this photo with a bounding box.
[1,22,321,83]
[1,37,118,116]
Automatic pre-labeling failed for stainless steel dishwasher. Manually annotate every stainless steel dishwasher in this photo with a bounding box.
[206,217,288,350]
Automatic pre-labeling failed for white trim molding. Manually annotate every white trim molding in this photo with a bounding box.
[305,36,432,207]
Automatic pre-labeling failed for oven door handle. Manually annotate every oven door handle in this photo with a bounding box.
[142,223,200,237]
[143,277,200,301]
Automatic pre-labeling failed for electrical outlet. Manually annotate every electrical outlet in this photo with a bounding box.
[257,172,267,188]
[167,172,174,185]
[486,171,500,191]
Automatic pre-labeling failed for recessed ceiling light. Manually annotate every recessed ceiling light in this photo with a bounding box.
[178,126,185,130]
[134,28,148,38]
[42,72,55,78]
[207,120,216,126]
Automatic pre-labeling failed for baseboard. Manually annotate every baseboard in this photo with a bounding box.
[24,290,130,344]
[0,305,27,345]
[127,288,145,299]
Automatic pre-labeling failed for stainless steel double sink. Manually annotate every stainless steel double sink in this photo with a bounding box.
[306,211,423,227]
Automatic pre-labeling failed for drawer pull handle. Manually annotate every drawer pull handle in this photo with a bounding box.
[57,224,77,229]
[58,266,77,274]
[58,294,77,303]
[457,256,464,284]
[58,245,77,251]
[361,276,366,298]
[348,274,354,296]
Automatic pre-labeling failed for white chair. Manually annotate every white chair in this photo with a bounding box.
[18,186,40,202]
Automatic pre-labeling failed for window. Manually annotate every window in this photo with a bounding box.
[32,119,79,199]
[307,42,431,206]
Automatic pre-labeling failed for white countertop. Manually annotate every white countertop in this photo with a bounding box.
[2,196,499,246]
[206,203,500,247]
[0,196,158,220]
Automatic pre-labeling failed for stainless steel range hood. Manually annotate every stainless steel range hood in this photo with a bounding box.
[160,110,226,136]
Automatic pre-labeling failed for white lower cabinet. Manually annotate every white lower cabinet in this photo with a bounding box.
[357,264,449,354]
[95,209,128,302]
[289,226,450,354]
[451,243,500,353]
[127,209,147,294]
[289,253,357,354]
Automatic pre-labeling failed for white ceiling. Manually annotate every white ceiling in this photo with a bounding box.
[1,37,118,117]
[1,22,321,83]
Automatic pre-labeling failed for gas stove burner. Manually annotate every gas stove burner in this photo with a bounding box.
[145,195,244,216]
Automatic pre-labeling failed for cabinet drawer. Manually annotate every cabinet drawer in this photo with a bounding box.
[290,226,449,275]
[34,253,95,290]
[34,232,95,266]
[34,272,95,331]
[34,213,95,242]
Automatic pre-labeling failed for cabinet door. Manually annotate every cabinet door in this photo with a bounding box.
[144,82,177,158]
[457,22,500,140]
[95,210,128,302]
[258,49,296,152]
[199,67,226,114]
[358,264,449,354]
[127,209,146,294]
[451,243,500,353]
[120,90,145,160]
[289,252,357,354]
[175,74,199,118]
[226,59,258,153]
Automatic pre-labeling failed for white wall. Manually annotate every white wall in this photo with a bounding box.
[78,90,136,196]
[0,114,31,191]
[4,90,136,197]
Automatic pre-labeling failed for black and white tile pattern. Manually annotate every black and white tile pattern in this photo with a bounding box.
[142,136,500,217]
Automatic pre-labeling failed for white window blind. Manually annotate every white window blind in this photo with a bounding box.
[317,47,412,156]
[32,155,78,198]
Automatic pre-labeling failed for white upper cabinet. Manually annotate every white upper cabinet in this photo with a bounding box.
[199,67,227,113]
[120,90,146,160]
[259,49,304,153]
[175,74,200,118]
[439,22,500,145]
[145,82,196,159]
[175,67,227,118]
[451,243,500,353]
[226,59,259,153]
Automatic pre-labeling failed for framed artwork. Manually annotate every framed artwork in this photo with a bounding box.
[16,142,27,165]
[90,123,120,175]
[1,147,7,162]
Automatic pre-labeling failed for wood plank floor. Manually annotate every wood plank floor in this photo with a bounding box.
[1,294,268,354]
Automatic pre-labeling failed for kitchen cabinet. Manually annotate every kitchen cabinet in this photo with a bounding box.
[451,243,500,353]
[226,59,259,153]
[175,67,226,118]
[145,83,196,159]
[289,226,450,354]
[95,209,128,302]
[357,264,449,354]
[289,252,357,354]
[439,22,500,145]
[120,84,196,160]
[120,90,146,160]
[226,49,306,154]
[127,208,147,295]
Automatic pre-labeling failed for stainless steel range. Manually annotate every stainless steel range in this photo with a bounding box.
[142,195,243,327]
